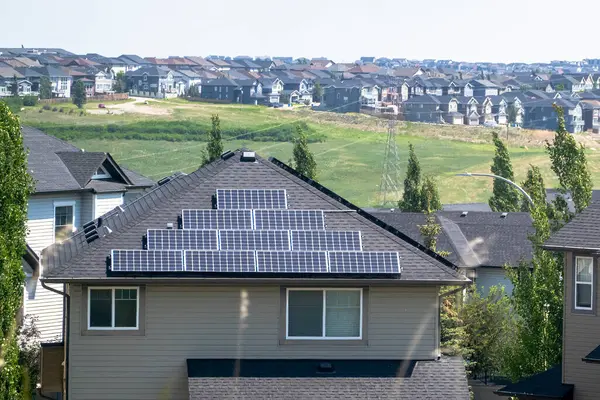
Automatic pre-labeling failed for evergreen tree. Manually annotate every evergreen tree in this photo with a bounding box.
[39,76,52,100]
[489,132,521,212]
[313,82,323,102]
[399,144,422,211]
[72,80,87,109]
[421,175,442,213]
[202,114,223,166]
[546,104,592,215]
[292,124,317,180]
[9,75,19,97]
[0,101,34,398]
[111,71,127,93]
[520,165,547,212]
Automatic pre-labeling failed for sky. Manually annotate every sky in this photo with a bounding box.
[4,0,600,64]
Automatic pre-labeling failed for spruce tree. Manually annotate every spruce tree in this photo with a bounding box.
[72,80,87,109]
[0,101,34,398]
[399,144,422,212]
[292,124,317,180]
[39,76,52,100]
[421,175,442,213]
[489,131,521,212]
[546,104,592,215]
[202,114,224,166]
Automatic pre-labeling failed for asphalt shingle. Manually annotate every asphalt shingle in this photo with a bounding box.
[544,201,600,251]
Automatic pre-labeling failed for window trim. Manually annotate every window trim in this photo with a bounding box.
[92,165,111,179]
[53,200,76,243]
[285,288,363,340]
[574,256,594,311]
[87,287,140,331]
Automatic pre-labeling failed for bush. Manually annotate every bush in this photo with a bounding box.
[79,111,85,116]
[52,107,58,112]
[68,109,74,115]
[42,104,51,110]
[59,108,64,113]
[38,109,43,113]
[1,97,23,113]
[22,96,38,106]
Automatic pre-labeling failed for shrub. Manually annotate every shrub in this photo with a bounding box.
[79,111,85,116]
[52,107,58,112]
[59,108,64,113]
[22,96,38,106]
[42,104,51,110]
[38,109,43,113]
[68,109,74,115]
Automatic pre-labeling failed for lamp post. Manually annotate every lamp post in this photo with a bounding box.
[455,172,535,207]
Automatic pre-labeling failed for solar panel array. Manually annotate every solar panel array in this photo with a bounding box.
[110,188,401,276]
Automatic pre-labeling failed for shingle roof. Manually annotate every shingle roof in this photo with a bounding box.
[41,150,468,284]
[22,126,153,193]
[544,201,600,251]
[188,356,469,400]
[367,210,534,268]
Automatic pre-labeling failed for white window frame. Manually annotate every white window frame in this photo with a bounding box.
[87,287,140,330]
[53,200,76,243]
[575,256,594,311]
[285,288,363,340]
[92,165,111,179]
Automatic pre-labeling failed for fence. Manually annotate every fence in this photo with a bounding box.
[40,93,129,104]
[128,90,177,99]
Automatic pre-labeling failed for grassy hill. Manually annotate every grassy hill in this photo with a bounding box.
[18,98,600,207]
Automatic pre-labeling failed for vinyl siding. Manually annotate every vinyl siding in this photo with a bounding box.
[94,192,124,219]
[81,192,94,225]
[25,281,64,343]
[475,267,514,296]
[563,252,600,400]
[68,284,438,400]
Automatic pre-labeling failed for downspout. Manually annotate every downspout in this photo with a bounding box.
[41,280,70,400]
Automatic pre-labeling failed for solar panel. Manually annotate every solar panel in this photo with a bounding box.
[255,251,328,273]
[328,252,401,274]
[253,210,325,230]
[111,250,184,272]
[184,250,256,272]
[216,189,287,209]
[291,231,362,251]
[182,209,253,230]
[219,230,290,251]
[147,229,218,250]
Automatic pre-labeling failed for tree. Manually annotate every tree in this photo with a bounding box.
[292,123,317,180]
[39,76,52,100]
[313,82,323,102]
[9,75,19,97]
[399,144,422,212]
[554,83,565,91]
[520,165,547,212]
[546,104,592,215]
[201,114,224,166]
[420,175,442,213]
[0,101,34,398]
[72,80,87,109]
[488,132,521,212]
[111,71,127,93]
[186,84,200,97]
[507,104,518,126]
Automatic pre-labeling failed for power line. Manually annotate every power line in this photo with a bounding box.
[378,119,403,206]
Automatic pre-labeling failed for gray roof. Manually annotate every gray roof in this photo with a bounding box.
[544,201,600,251]
[469,79,500,88]
[41,150,468,284]
[443,203,492,212]
[188,356,469,400]
[22,126,154,193]
[367,210,534,268]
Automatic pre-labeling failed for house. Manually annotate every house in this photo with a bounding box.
[367,210,534,296]
[118,54,151,69]
[200,77,240,102]
[497,202,600,399]
[550,75,585,93]
[360,83,380,106]
[126,66,176,96]
[321,81,361,113]
[30,66,72,97]
[455,96,480,125]
[21,126,154,347]
[177,69,203,94]
[403,95,444,123]
[452,80,474,97]
[488,96,508,124]
[580,100,600,132]
[522,98,584,133]
[259,76,283,103]
[38,149,471,400]
[94,70,114,94]
[469,80,500,97]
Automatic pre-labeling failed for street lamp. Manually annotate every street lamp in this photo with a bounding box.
[456,172,535,207]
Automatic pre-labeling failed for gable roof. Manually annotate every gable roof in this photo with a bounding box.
[41,150,468,284]
[367,210,534,268]
[544,201,600,251]
[22,126,153,193]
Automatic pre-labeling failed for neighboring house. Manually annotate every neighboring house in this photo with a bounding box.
[321,81,361,113]
[452,80,474,97]
[489,96,508,124]
[455,96,481,125]
[177,69,202,94]
[580,100,600,132]
[259,76,283,103]
[118,54,151,70]
[22,127,154,347]
[497,202,600,399]
[31,66,72,97]
[200,77,240,102]
[522,98,584,133]
[368,210,534,296]
[550,75,584,93]
[126,66,176,95]
[469,80,500,97]
[403,95,444,123]
[39,149,470,399]
[474,96,494,124]
[94,70,114,94]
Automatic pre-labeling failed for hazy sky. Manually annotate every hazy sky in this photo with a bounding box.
[4,0,600,63]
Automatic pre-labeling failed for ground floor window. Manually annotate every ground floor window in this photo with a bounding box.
[88,287,139,329]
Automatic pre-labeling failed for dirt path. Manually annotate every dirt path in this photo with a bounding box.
[87,97,170,116]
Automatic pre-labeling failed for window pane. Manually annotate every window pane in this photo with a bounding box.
[288,290,323,337]
[576,258,593,283]
[55,206,74,241]
[90,289,112,327]
[325,290,361,338]
[115,289,137,327]
[577,284,592,308]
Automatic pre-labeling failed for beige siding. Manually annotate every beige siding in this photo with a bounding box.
[26,281,64,343]
[563,251,600,400]
[68,284,438,400]
[94,192,124,219]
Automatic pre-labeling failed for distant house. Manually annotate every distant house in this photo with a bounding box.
[438,96,464,125]
[259,76,283,103]
[452,80,474,97]
[94,70,114,94]
[489,97,508,125]
[177,70,203,94]
[321,81,361,113]
[32,66,72,98]
[550,75,585,93]
[580,100,600,132]
[455,96,480,125]
[469,80,500,97]
[200,77,263,104]
[118,54,152,70]
[126,66,176,96]
[522,98,584,133]
[403,95,444,123]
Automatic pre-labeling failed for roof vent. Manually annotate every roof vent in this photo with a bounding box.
[166,222,174,230]
[82,220,100,244]
[501,212,508,218]
[317,362,335,374]
[220,150,234,160]
[241,151,256,162]
[461,211,468,217]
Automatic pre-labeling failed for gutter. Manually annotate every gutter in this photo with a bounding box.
[41,280,70,400]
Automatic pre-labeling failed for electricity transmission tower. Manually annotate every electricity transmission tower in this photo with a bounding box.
[378,119,402,206]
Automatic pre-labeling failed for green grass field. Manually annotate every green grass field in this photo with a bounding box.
[18,98,600,207]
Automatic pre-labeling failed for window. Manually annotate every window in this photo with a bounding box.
[54,201,75,242]
[575,257,594,310]
[286,289,362,339]
[88,288,139,329]
[92,165,110,179]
